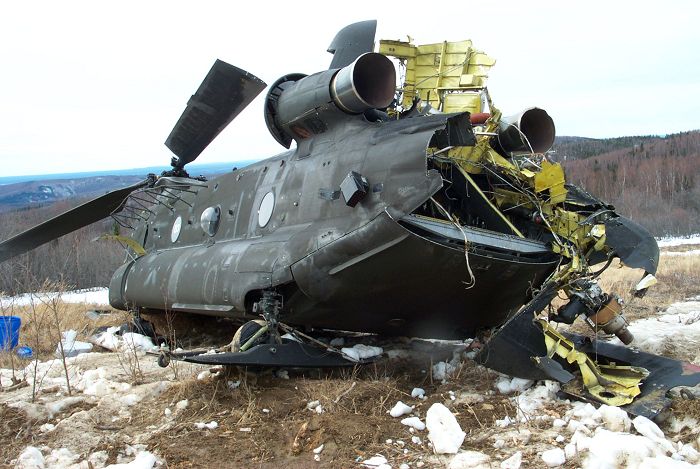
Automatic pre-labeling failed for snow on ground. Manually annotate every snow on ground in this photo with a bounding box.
[4,297,700,467]
[2,347,207,468]
[656,234,700,248]
[0,287,110,308]
[610,298,700,362]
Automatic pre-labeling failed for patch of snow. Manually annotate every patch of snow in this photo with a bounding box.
[0,287,110,308]
[426,403,465,454]
[514,381,560,420]
[55,330,93,358]
[121,332,157,352]
[632,415,675,453]
[91,326,121,350]
[447,451,490,469]
[596,404,631,432]
[16,446,44,469]
[656,234,700,248]
[564,443,577,460]
[313,444,324,454]
[500,451,522,469]
[495,416,514,428]
[103,451,157,469]
[638,457,697,468]
[39,423,55,432]
[575,428,665,468]
[541,448,566,467]
[401,416,426,431]
[432,361,456,381]
[194,421,218,430]
[390,400,414,417]
[46,396,85,417]
[341,344,383,361]
[411,387,425,398]
[611,299,700,362]
[412,436,422,445]
[175,399,188,410]
[362,455,391,469]
[495,376,534,394]
[45,448,79,467]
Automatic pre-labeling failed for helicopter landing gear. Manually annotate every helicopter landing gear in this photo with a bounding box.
[253,290,283,345]
[150,290,379,368]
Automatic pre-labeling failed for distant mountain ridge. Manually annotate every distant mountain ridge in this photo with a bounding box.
[0,160,257,186]
[0,160,257,213]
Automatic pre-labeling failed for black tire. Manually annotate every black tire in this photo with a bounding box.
[231,320,268,352]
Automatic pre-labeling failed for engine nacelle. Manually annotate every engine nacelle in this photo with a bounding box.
[264,52,396,148]
[492,107,556,155]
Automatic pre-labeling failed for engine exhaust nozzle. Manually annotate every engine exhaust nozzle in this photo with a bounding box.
[493,107,555,155]
[331,52,396,113]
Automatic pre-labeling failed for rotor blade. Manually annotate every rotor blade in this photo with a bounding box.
[327,20,377,69]
[0,179,148,263]
[165,60,266,168]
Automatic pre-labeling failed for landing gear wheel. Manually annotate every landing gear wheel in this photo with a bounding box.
[231,320,269,352]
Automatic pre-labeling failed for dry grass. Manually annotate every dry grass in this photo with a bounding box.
[597,251,700,322]
[0,300,122,369]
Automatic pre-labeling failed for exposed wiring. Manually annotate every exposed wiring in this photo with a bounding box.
[429,196,476,289]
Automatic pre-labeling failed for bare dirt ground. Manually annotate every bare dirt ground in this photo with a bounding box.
[1,246,699,468]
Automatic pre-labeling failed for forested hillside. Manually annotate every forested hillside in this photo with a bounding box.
[0,201,125,295]
[554,131,700,236]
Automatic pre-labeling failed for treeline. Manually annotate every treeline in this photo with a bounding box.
[553,135,665,161]
[559,131,700,236]
[0,200,126,295]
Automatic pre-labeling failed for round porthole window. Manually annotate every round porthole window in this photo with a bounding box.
[258,192,275,228]
[200,206,221,236]
[171,216,182,242]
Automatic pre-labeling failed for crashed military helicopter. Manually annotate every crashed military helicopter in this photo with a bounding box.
[1,20,698,418]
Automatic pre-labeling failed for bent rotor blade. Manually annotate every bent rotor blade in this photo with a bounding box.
[327,20,377,69]
[165,60,266,168]
[0,179,148,263]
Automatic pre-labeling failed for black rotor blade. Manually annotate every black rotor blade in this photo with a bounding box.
[165,60,266,168]
[327,20,377,69]
[0,179,148,263]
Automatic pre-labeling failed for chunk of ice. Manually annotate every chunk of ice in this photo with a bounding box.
[390,401,414,418]
[426,403,465,454]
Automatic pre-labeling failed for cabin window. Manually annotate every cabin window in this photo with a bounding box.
[200,206,221,236]
[258,192,275,228]
[171,216,182,242]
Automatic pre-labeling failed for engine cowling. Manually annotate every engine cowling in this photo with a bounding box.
[264,52,396,148]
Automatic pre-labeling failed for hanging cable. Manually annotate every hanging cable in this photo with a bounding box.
[429,196,476,289]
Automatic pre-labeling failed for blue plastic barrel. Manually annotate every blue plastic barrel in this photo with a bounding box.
[0,316,21,350]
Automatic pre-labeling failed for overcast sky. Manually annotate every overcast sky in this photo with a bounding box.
[1,0,698,177]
